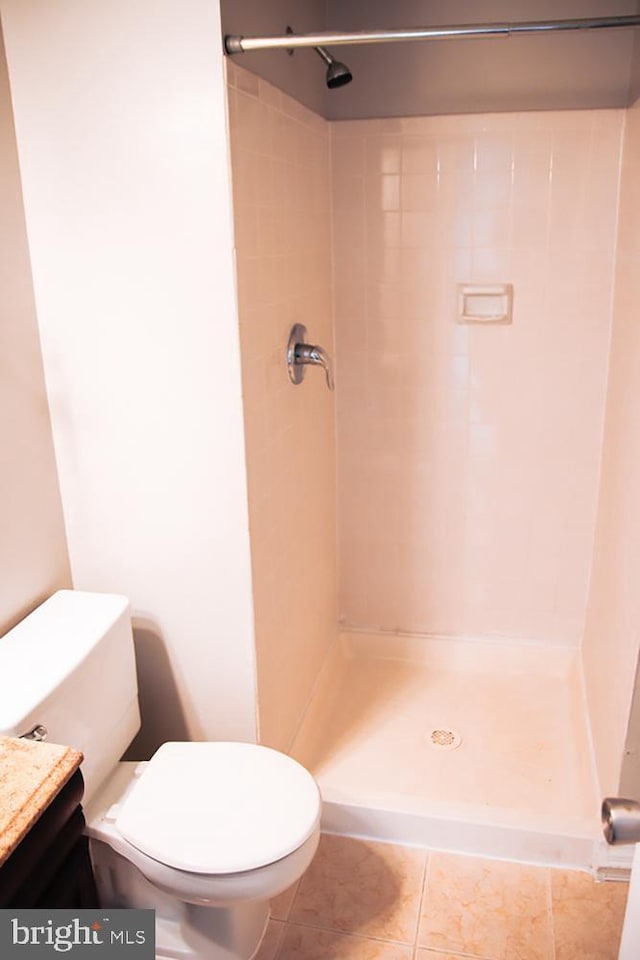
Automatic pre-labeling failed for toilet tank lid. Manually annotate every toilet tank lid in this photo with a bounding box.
[0,591,130,734]
[115,741,321,874]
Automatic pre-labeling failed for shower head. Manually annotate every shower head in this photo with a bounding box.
[314,44,353,88]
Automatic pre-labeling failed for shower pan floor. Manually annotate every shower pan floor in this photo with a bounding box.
[290,631,605,870]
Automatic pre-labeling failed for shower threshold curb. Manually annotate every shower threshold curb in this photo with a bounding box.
[320,797,609,872]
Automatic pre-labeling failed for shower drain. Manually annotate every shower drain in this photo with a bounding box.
[428,728,463,751]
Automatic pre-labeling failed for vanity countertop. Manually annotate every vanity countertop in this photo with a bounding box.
[0,736,83,867]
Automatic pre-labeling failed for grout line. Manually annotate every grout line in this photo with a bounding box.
[270,918,286,960]
[414,848,430,949]
[414,951,494,959]
[547,865,557,960]
[280,917,419,947]
[278,878,301,922]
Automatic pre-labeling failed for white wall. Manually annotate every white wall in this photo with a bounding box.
[0,23,71,635]
[0,0,257,746]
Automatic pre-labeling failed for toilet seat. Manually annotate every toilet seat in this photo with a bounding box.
[114,741,321,875]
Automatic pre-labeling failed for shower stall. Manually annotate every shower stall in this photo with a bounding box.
[223,1,640,874]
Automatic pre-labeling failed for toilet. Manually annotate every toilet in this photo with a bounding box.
[0,590,321,960]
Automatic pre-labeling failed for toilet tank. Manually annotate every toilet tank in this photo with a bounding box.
[0,590,140,800]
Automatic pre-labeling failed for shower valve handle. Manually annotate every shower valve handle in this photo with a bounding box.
[287,323,334,391]
[294,343,335,391]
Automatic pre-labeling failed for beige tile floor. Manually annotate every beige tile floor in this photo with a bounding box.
[257,834,629,960]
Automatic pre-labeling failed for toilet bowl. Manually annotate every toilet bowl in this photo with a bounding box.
[0,591,322,960]
[86,742,322,959]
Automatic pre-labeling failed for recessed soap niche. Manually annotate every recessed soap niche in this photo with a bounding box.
[457,283,513,325]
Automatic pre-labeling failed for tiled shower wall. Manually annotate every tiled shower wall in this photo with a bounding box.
[584,98,640,796]
[332,111,623,644]
[227,64,337,751]
[227,65,629,749]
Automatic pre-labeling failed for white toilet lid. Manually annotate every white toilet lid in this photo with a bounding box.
[114,741,321,874]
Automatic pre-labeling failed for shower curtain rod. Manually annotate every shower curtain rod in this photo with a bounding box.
[224,14,640,54]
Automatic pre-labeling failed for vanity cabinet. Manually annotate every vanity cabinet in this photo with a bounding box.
[0,770,98,908]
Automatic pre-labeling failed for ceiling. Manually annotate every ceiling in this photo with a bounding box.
[220,0,640,119]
